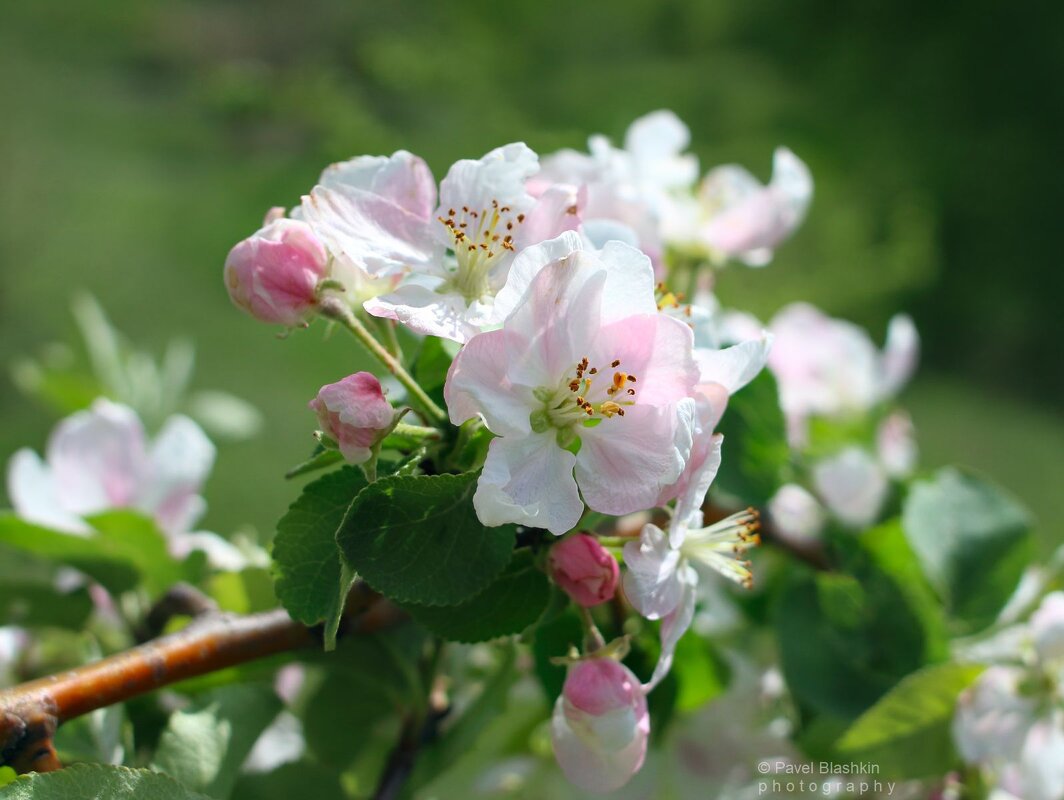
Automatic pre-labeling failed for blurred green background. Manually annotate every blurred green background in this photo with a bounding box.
[2,0,1061,544]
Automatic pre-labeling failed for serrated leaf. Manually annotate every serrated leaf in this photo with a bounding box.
[713,370,790,504]
[403,549,549,642]
[903,468,1033,633]
[0,764,213,799]
[272,467,367,634]
[337,472,515,607]
[0,511,184,596]
[836,662,984,778]
[151,684,281,799]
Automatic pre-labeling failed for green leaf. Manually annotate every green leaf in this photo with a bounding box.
[531,609,584,701]
[337,472,516,607]
[272,467,368,640]
[775,551,932,720]
[836,662,985,778]
[151,684,281,800]
[0,581,93,629]
[231,762,347,800]
[403,549,549,642]
[284,448,344,480]
[303,672,398,769]
[0,511,184,596]
[903,468,1033,633]
[413,335,458,393]
[0,764,213,800]
[673,634,731,713]
[713,370,790,504]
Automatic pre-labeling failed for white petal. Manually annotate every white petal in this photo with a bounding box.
[596,240,658,324]
[169,531,253,572]
[1019,712,1064,800]
[318,150,436,221]
[6,449,89,535]
[301,184,440,278]
[694,333,773,394]
[1031,592,1064,664]
[953,666,1035,764]
[142,415,215,536]
[646,564,697,691]
[473,434,583,535]
[766,483,825,546]
[444,328,536,437]
[437,142,538,221]
[622,523,685,620]
[46,400,148,516]
[876,411,918,478]
[812,447,888,529]
[491,231,585,325]
[365,282,489,343]
[880,313,920,399]
[768,146,813,231]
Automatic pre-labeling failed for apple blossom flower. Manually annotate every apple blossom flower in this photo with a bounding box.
[766,302,919,446]
[537,110,698,270]
[691,147,813,266]
[811,446,890,529]
[551,657,650,793]
[6,399,247,570]
[445,232,699,535]
[224,216,330,327]
[549,534,619,607]
[953,592,1064,800]
[309,372,396,465]
[877,410,919,478]
[302,145,581,342]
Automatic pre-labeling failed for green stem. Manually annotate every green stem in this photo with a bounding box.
[319,298,447,426]
[577,606,606,653]
[381,319,405,362]
[392,422,441,441]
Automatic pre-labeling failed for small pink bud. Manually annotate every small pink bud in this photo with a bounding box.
[224,218,329,327]
[309,373,395,464]
[551,658,649,793]
[549,534,619,607]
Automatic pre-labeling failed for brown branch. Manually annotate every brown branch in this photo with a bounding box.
[0,584,395,774]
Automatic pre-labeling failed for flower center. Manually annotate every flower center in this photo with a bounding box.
[530,357,640,445]
[681,508,761,589]
[438,201,524,302]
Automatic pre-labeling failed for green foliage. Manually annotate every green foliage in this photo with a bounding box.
[903,468,1033,634]
[151,684,281,799]
[775,546,933,720]
[835,662,984,779]
[337,472,516,607]
[0,511,188,596]
[0,764,213,800]
[713,371,790,504]
[272,467,367,635]
[402,549,550,643]
[231,762,347,800]
[531,609,584,701]
[673,634,731,713]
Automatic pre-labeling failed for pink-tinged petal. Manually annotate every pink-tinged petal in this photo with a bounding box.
[549,533,619,607]
[445,328,536,437]
[667,429,723,544]
[953,666,1036,765]
[141,415,216,535]
[576,403,688,517]
[437,142,538,224]
[694,334,773,395]
[622,523,685,620]
[768,147,813,232]
[596,240,658,324]
[365,282,491,343]
[646,564,697,691]
[877,411,918,478]
[6,449,90,535]
[47,400,148,516]
[514,184,583,249]
[474,434,583,535]
[319,150,436,221]
[224,218,329,326]
[1031,592,1064,664]
[880,313,920,399]
[767,483,825,546]
[301,184,440,278]
[484,231,585,328]
[590,313,698,407]
[812,447,888,529]
[551,659,649,793]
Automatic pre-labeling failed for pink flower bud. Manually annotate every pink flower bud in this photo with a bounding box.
[224,218,329,327]
[549,534,619,607]
[309,373,395,464]
[551,658,649,793]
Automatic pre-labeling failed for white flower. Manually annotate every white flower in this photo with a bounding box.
[445,232,699,535]
[6,399,247,570]
[303,145,580,342]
